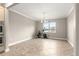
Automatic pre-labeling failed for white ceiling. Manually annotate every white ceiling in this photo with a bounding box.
[9,3,74,20]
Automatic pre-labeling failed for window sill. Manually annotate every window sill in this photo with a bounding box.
[43,31,56,33]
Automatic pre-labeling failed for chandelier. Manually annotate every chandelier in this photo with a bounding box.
[41,12,47,23]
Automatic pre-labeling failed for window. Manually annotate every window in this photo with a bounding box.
[43,21,56,33]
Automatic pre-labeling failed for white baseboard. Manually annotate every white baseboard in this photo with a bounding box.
[49,37,67,40]
[54,38,67,40]
[67,40,74,47]
[5,48,10,52]
[8,37,32,47]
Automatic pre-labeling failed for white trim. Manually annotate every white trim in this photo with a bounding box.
[49,37,67,40]
[9,9,37,21]
[5,3,14,7]
[67,6,74,17]
[5,47,10,52]
[67,40,74,47]
[8,37,32,47]
[54,38,67,40]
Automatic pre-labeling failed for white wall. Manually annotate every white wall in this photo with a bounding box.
[67,7,76,47]
[8,10,36,46]
[75,3,79,56]
[66,4,79,56]
[36,18,67,39]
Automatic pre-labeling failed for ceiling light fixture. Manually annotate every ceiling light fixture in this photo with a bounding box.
[41,12,47,23]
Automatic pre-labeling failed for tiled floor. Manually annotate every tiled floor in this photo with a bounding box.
[0,39,73,56]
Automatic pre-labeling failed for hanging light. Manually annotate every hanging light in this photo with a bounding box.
[41,12,46,23]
